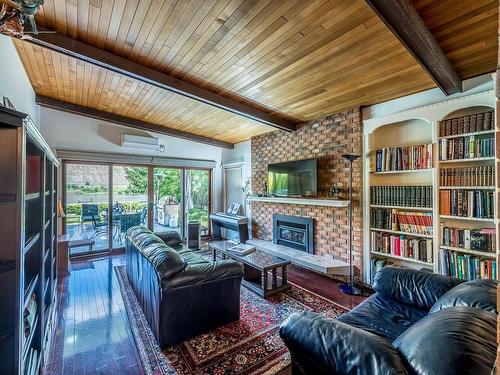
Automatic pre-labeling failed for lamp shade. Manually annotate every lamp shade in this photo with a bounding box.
[57,200,66,218]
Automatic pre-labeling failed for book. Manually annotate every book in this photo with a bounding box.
[439,134,494,160]
[439,111,494,137]
[441,226,495,252]
[371,186,432,208]
[370,208,433,235]
[439,189,494,218]
[371,231,432,263]
[440,249,496,280]
[440,166,494,186]
[374,144,432,172]
[228,243,256,255]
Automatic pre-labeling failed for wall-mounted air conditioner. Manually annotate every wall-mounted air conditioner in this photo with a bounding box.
[121,134,160,150]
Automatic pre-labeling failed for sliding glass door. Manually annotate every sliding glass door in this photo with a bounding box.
[185,169,211,236]
[111,166,148,247]
[64,162,211,256]
[153,168,183,236]
[64,163,110,255]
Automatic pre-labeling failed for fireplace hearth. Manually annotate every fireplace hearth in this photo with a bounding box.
[273,214,314,253]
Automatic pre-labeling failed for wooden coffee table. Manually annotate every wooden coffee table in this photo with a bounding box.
[209,240,291,298]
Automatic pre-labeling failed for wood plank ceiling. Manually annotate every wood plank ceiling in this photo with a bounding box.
[13,0,498,144]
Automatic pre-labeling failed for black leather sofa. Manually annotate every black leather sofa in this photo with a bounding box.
[280,267,498,375]
[125,226,243,348]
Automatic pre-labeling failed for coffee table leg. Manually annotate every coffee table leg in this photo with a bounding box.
[212,248,216,261]
[272,269,278,288]
[262,271,268,292]
[282,266,287,285]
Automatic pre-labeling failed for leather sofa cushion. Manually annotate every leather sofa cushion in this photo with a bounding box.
[373,267,462,310]
[155,231,184,247]
[429,279,498,314]
[181,251,210,265]
[337,294,427,340]
[393,306,496,375]
[162,260,243,289]
[280,311,412,375]
[141,243,188,280]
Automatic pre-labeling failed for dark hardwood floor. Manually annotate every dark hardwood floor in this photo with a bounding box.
[44,256,143,375]
[44,255,366,374]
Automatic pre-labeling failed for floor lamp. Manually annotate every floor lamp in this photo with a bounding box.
[339,154,361,296]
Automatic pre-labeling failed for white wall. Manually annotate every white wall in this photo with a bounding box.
[39,107,225,212]
[0,35,39,124]
[363,74,494,121]
[222,140,252,182]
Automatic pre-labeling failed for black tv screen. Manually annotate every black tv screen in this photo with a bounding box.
[268,158,317,197]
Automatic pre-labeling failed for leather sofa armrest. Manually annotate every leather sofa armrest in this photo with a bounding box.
[162,260,243,289]
[373,267,463,310]
[279,311,411,375]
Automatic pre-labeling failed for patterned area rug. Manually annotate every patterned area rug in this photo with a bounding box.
[115,266,345,375]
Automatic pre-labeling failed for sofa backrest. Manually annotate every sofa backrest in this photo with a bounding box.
[429,279,498,314]
[126,226,187,280]
[393,306,497,375]
[373,267,463,310]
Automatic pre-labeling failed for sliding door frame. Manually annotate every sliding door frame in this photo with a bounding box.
[62,160,213,258]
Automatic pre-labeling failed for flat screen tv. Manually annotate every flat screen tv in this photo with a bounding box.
[268,158,317,197]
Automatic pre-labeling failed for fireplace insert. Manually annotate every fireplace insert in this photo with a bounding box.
[273,214,314,253]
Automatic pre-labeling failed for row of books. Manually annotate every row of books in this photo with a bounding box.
[440,166,494,187]
[370,185,432,208]
[439,111,494,138]
[439,190,494,218]
[371,232,433,263]
[25,348,39,375]
[371,208,433,235]
[439,250,496,280]
[438,135,494,160]
[23,293,37,338]
[441,226,496,252]
[374,144,432,172]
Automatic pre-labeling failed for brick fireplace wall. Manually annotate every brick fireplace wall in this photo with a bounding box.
[250,108,363,276]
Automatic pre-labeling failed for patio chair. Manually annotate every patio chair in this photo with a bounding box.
[119,213,142,243]
[90,214,108,239]
[81,204,99,229]
[139,207,147,225]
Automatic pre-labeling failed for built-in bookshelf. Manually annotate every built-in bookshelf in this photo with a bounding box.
[363,90,498,284]
[437,107,497,282]
[0,107,59,374]
[366,117,434,280]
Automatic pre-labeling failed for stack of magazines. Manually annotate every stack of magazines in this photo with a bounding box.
[228,243,256,255]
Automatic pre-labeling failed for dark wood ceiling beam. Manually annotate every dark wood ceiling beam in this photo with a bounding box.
[25,33,298,132]
[365,0,462,95]
[35,95,234,149]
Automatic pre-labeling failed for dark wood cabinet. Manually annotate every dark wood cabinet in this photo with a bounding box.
[0,107,59,374]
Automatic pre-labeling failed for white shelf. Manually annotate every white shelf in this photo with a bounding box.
[439,130,494,139]
[438,157,495,164]
[370,205,432,211]
[439,245,496,258]
[370,228,433,238]
[439,186,494,190]
[370,168,432,174]
[246,195,349,207]
[439,215,495,223]
[371,251,433,267]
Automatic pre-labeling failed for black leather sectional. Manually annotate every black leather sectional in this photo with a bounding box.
[280,267,498,375]
[125,226,243,348]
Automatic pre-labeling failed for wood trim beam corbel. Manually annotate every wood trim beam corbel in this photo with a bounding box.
[35,95,235,149]
[24,33,298,132]
[365,0,463,95]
